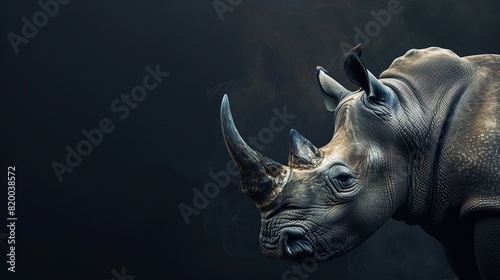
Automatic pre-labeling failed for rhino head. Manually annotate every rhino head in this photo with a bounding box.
[221,46,410,262]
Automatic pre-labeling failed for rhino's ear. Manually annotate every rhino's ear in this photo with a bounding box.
[343,45,394,104]
[316,66,351,111]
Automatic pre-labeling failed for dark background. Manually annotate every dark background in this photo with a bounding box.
[1,0,499,279]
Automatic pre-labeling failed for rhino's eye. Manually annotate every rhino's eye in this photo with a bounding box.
[328,166,354,183]
[324,166,357,200]
[336,173,351,182]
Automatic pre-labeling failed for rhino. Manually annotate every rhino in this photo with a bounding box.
[220,46,500,279]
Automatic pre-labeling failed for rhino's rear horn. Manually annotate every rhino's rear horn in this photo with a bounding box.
[316,66,351,111]
[288,129,322,168]
[220,95,290,207]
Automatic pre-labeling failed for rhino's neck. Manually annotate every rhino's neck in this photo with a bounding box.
[385,69,474,227]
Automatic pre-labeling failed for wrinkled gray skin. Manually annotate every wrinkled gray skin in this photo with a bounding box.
[221,46,500,279]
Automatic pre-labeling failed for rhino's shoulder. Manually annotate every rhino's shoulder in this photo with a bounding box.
[381,47,472,80]
[387,47,461,68]
[379,47,475,104]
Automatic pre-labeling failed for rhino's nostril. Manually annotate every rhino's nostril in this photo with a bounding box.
[281,228,306,256]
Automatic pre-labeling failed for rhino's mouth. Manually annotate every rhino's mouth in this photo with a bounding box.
[260,227,314,260]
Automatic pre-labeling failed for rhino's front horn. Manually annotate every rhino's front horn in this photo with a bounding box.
[288,129,322,168]
[220,95,290,207]
[316,66,351,111]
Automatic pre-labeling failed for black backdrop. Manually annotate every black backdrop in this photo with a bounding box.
[1,0,499,279]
